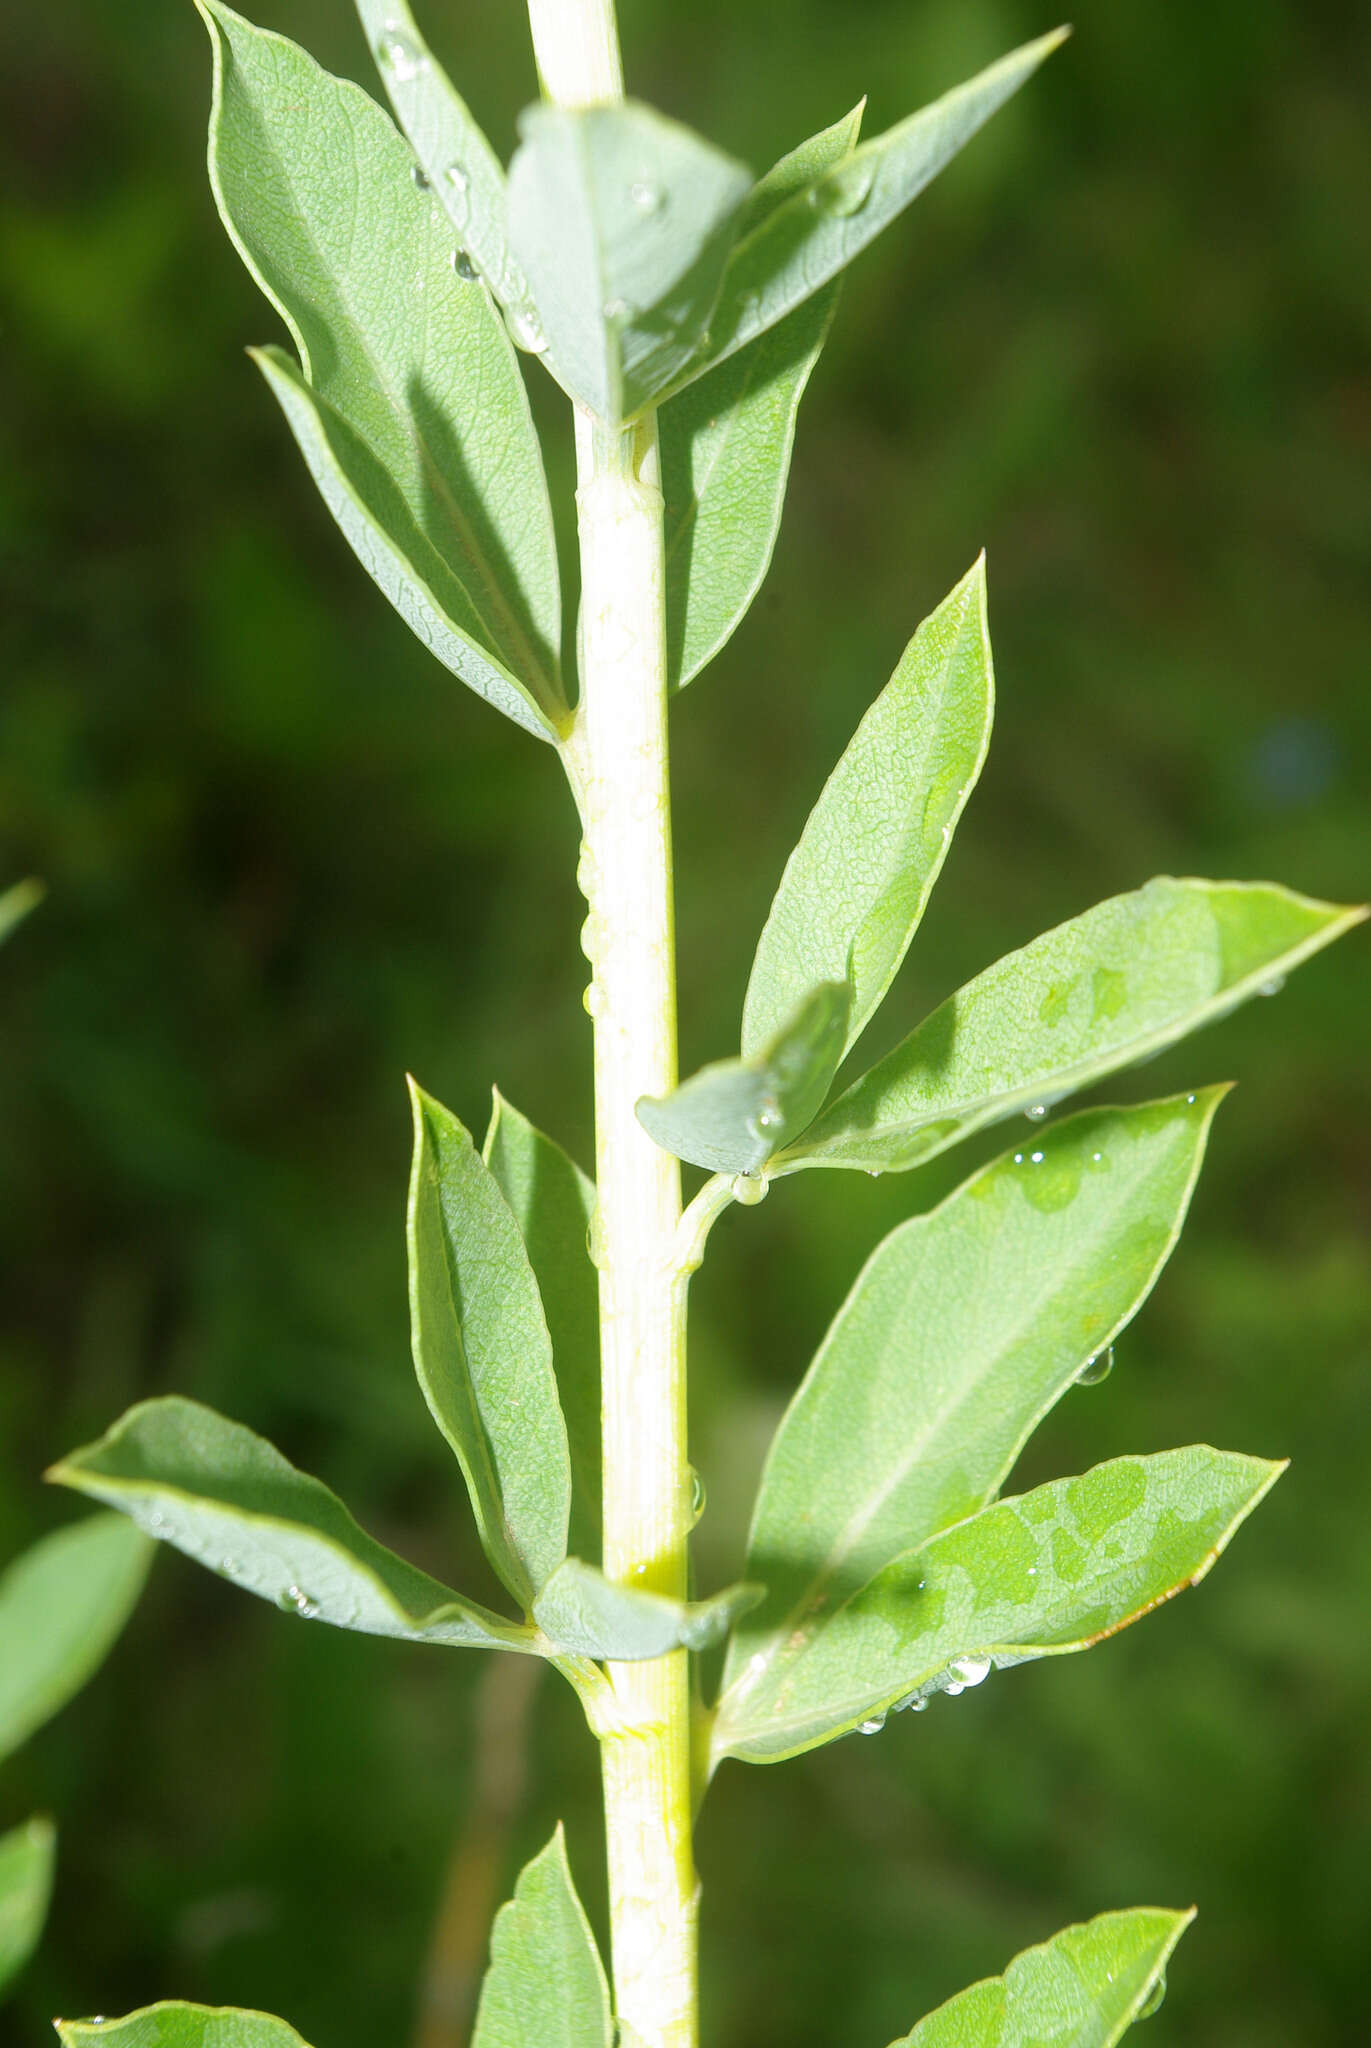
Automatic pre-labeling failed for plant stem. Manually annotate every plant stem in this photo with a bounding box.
[525,8,697,2046]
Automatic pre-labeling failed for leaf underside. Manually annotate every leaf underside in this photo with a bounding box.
[471,1828,613,2048]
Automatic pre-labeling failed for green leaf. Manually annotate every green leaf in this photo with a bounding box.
[724,1091,1225,1713]
[0,1514,152,1763]
[54,2007,314,2047]
[637,981,849,1177]
[668,30,1068,399]
[506,101,751,423]
[408,1081,570,1603]
[533,1558,762,1661]
[736,103,869,233]
[743,558,993,1059]
[659,108,863,691]
[199,0,564,738]
[47,1397,535,1654]
[892,1906,1193,2047]
[471,1826,612,2048]
[355,0,538,331]
[0,1816,55,1999]
[0,878,44,946]
[713,1447,1282,1765]
[484,1091,601,1561]
[784,878,1367,1175]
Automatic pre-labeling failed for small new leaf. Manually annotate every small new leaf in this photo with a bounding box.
[507,100,751,422]
[892,1906,1193,2047]
[660,107,863,691]
[784,879,1366,1174]
[471,1827,612,2048]
[668,30,1068,397]
[200,0,564,736]
[743,557,993,1058]
[48,1398,535,1654]
[54,2007,314,2047]
[714,1448,1283,1764]
[637,981,849,1177]
[725,1092,1225,1707]
[0,1514,152,1763]
[534,1558,763,1661]
[484,1092,601,1562]
[409,1081,571,1604]
[0,1816,55,1998]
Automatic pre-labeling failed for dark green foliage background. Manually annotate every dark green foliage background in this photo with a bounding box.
[1,0,1367,2042]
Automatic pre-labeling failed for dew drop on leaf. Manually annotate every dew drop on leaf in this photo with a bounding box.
[1024,1103,1049,1122]
[508,305,550,355]
[411,164,431,191]
[443,161,470,194]
[452,250,478,282]
[1076,1344,1115,1387]
[687,1467,707,1526]
[1259,974,1286,996]
[220,1557,242,1577]
[279,1585,319,1618]
[948,1653,992,1690]
[376,31,424,83]
[857,1712,887,1735]
[1138,1974,1167,2019]
[731,1171,768,1207]
[603,297,632,324]
[628,180,664,215]
[810,162,875,217]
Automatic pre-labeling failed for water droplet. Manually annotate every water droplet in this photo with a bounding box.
[507,305,549,355]
[279,1585,319,1618]
[585,1207,605,1266]
[949,1653,992,1690]
[864,1167,880,1179]
[1030,1148,1045,1164]
[1259,974,1286,997]
[810,161,875,217]
[411,163,431,191]
[443,161,470,194]
[583,981,604,1017]
[857,1712,887,1735]
[603,296,631,324]
[1185,1092,1197,1105]
[687,1467,707,1525]
[1013,1151,1025,1166]
[909,1697,929,1713]
[1025,1103,1049,1122]
[731,1171,768,1207]
[628,180,664,215]
[220,1557,242,1577]
[1090,1150,1105,1164]
[452,250,478,282]
[1138,1974,1166,2020]
[1076,1344,1115,1387]
[376,30,424,82]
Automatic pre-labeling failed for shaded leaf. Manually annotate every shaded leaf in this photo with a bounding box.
[713,1447,1282,1764]
[409,1082,570,1603]
[892,1906,1192,2047]
[355,0,538,328]
[471,1827,612,2048]
[724,1092,1224,1709]
[55,2007,314,2047]
[506,100,750,422]
[200,0,563,735]
[0,1514,152,1762]
[0,879,43,947]
[484,1091,601,1561]
[660,108,863,690]
[533,1558,762,1661]
[48,1398,534,1653]
[668,31,1067,398]
[784,879,1366,1174]
[637,982,849,1177]
[0,1816,55,1999]
[743,557,993,1058]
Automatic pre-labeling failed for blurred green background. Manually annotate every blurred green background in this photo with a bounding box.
[1,0,1367,2041]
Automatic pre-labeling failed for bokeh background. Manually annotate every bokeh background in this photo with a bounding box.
[1,0,1367,2041]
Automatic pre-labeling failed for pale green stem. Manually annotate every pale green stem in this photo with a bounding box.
[526,7,698,2047]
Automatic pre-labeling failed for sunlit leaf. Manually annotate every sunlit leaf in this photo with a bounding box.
[0,879,44,947]
[200,0,564,736]
[507,100,750,422]
[714,1447,1282,1764]
[637,981,848,1177]
[471,1827,612,2048]
[409,1082,571,1604]
[54,2006,315,2047]
[0,1514,152,1762]
[534,1558,762,1660]
[484,1091,601,1561]
[783,879,1366,1174]
[744,557,992,1058]
[48,1398,534,1653]
[725,1092,1224,1710]
[891,1906,1192,2047]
